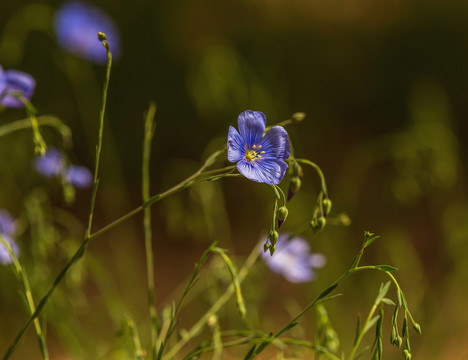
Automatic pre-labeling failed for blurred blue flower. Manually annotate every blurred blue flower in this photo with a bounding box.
[34,148,93,189]
[34,147,65,178]
[0,209,16,237]
[0,209,19,265]
[0,65,36,108]
[260,234,326,283]
[65,165,92,189]
[54,1,121,64]
[228,111,290,185]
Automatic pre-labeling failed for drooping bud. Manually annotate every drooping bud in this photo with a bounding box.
[413,323,421,334]
[322,198,332,217]
[263,242,270,253]
[292,112,306,123]
[310,216,326,233]
[403,349,412,360]
[317,216,326,230]
[287,177,301,201]
[277,206,288,228]
[269,244,276,256]
[269,230,279,245]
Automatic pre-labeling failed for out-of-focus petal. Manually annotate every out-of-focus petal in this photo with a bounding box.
[285,237,310,255]
[0,65,6,95]
[260,234,325,283]
[0,210,16,237]
[237,110,266,147]
[259,126,290,160]
[283,261,316,283]
[237,158,288,185]
[309,253,327,268]
[54,1,121,64]
[0,234,19,265]
[65,165,93,188]
[227,126,245,162]
[0,69,36,108]
[34,148,64,178]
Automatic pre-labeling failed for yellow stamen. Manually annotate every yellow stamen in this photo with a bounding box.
[245,146,263,162]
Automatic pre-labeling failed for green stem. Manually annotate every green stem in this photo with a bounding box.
[142,102,159,358]
[348,303,379,360]
[295,158,328,198]
[13,95,47,155]
[0,115,72,147]
[85,33,112,239]
[162,240,261,360]
[0,235,49,360]
[251,264,402,358]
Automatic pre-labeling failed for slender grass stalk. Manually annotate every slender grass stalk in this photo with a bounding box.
[162,241,261,360]
[0,235,49,360]
[2,33,112,360]
[85,32,112,239]
[0,115,72,147]
[142,101,159,358]
[125,313,146,360]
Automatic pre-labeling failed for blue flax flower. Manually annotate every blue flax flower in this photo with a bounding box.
[227,111,290,185]
[34,147,64,178]
[260,234,326,283]
[0,209,20,265]
[34,147,92,189]
[0,65,36,108]
[65,165,92,188]
[54,1,121,64]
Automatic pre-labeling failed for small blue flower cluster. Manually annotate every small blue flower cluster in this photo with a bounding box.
[34,148,93,189]
[0,210,19,265]
[0,65,35,108]
[54,1,121,64]
[260,234,326,283]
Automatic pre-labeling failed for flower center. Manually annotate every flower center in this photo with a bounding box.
[245,144,265,162]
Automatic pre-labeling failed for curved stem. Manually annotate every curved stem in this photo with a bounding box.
[162,240,261,360]
[0,115,72,147]
[0,235,49,360]
[295,158,328,198]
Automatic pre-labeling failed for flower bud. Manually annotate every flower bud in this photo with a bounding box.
[277,206,288,228]
[322,198,332,216]
[292,112,306,123]
[403,349,411,360]
[288,177,301,201]
[269,230,279,245]
[317,216,326,230]
[263,242,269,253]
[413,323,421,334]
[269,244,276,256]
[396,336,402,348]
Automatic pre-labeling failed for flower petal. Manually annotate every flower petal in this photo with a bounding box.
[237,158,288,185]
[66,165,93,188]
[309,253,327,268]
[283,261,316,283]
[0,210,16,237]
[238,110,266,147]
[1,70,36,108]
[259,126,290,160]
[227,126,245,162]
[0,234,19,265]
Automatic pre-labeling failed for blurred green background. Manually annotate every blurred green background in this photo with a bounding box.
[1,0,468,359]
